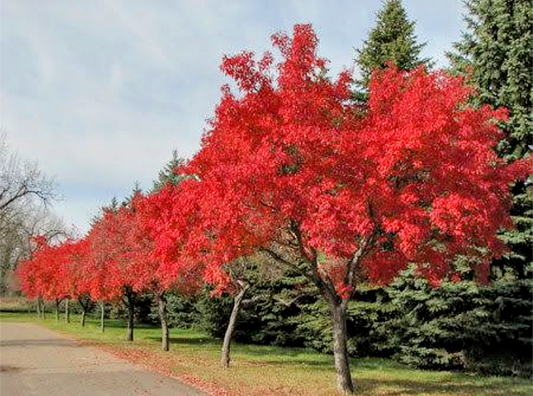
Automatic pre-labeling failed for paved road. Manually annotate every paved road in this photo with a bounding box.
[0,322,208,396]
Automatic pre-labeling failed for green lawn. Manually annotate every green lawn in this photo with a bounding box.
[1,311,531,396]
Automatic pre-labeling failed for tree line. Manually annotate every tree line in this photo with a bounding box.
[12,1,532,394]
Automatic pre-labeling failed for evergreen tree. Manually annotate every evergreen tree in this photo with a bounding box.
[356,0,431,92]
[122,182,143,207]
[152,150,187,192]
[350,2,435,359]
[449,0,533,279]
[89,197,119,227]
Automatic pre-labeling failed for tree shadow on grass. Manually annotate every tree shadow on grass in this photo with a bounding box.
[147,336,220,347]
[356,376,530,396]
[138,334,529,395]
[81,319,157,330]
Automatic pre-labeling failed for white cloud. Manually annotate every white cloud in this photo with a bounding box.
[0,0,465,232]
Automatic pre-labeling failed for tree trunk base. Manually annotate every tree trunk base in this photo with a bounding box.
[100,301,106,333]
[330,301,355,394]
[157,294,170,352]
[220,282,249,368]
[65,299,70,324]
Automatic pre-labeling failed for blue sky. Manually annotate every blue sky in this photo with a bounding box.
[0,0,465,234]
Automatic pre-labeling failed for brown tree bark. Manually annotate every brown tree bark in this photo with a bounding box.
[78,296,91,327]
[36,298,42,319]
[123,289,136,342]
[99,301,106,332]
[55,299,60,321]
[41,298,46,320]
[221,281,250,368]
[156,293,169,351]
[64,298,70,323]
[329,300,354,394]
[262,227,370,394]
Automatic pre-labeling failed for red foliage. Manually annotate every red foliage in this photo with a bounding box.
[81,191,203,302]
[17,236,77,301]
[150,24,529,299]
[140,182,207,292]
[82,197,154,301]
[17,24,528,310]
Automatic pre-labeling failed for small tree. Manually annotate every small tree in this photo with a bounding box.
[85,208,132,337]
[141,157,205,351]
[16,235,71,320]
[67,239,92,326]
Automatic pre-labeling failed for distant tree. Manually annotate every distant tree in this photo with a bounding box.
[140,183,204,351]
[143,155,204,351]
[91,205,141,341]
[152,150,187,191]
[16,235,71,320]
[0,204,64,294]
[0,134,61,293]
[0,134,56,214]
[448,0,533,279]
[66,239,92,326]
[356,0,430,95]
[217,256,307,368]
[84,207,131,336]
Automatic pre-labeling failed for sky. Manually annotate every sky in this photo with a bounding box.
[0,0,465,234]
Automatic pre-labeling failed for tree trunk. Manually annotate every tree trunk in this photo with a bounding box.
[36,298,42,319]
[80,308,86,327]
[78,297,90,327]
[41,299,46,320]
[124,291,136,342]
[126,302,134,341]
[329,300,354,394]
[55,299,60,321]
[100,301,105,333]
[65,298,70,323]
[157,293,169,351]
[221,282,249,368]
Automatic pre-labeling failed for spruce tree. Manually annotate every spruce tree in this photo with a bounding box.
[356,0,431,93]
[152,150,187,192]
[449,0,533,279]
[350,2,434,353]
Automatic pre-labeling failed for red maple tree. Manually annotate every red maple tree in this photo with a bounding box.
[83,191,202,346]
[83,206,138,337]
[17,236,50,305]
[17,235,75,320]
[139,185,205,350]
[65,238,93,326]
[152,25,528,393]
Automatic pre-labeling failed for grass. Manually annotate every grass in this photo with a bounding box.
[1,311,531,396]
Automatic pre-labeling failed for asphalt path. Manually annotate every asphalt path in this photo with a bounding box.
[0,321,208,396]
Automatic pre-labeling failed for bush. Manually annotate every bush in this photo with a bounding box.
[148,292,200,329]
[296,267,532,377]
[383,268,532,377]
[296,288,395,357]
[197,272,308,347]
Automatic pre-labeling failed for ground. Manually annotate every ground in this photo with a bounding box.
[0,321,207,396]
[0,311,531,396]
